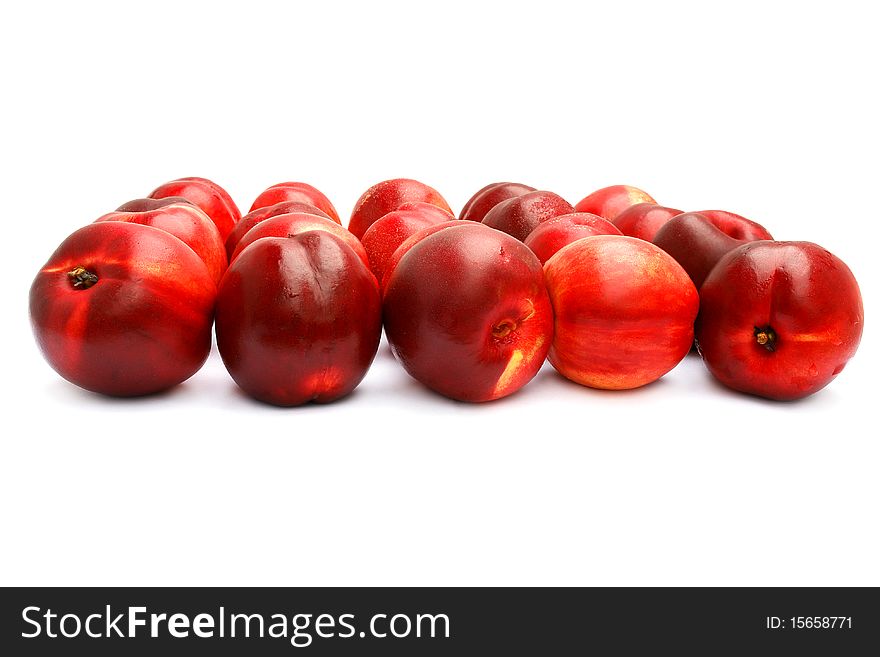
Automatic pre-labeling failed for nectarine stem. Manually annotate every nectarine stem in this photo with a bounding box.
[754,326,777,352]
[68,266,98,289]
[492,320,516,339]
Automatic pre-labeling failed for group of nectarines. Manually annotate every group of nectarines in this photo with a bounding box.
[29,177,863,404]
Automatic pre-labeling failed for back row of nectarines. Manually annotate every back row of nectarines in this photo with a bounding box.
[29,177,863,403]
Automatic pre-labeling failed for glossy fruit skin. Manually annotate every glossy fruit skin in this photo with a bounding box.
[29,222,216,396]
[348,178,452,240]
[524,212,621,264]
[383,222,554,402]
[695,241,863,401]
[612,203,684,241]
[249,182,339,224]
[215,232,381,406]
[481,190,575,242]
[148,177,241,241]
[395,201,455,221]
[693,210,774,241]
[96,199,227,285]
[225,201,331,259]
[380,220,460,292]
[574,185,656,220]
[361,206,453,286]
[229,212,370,270]
[544,235,699,390]
[459,182,536,222]
[653,211,774,289]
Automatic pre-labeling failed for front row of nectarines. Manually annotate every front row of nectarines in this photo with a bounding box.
[29,177,863,404]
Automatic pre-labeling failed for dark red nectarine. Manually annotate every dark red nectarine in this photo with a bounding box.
[383,222,553,402]
[459,182,536,222]
[216,231,381,406]
[481,190,574,242]
[653,211,774,288]
[692,210,773,241]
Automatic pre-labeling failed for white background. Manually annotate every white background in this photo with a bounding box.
[1,1,877,586]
